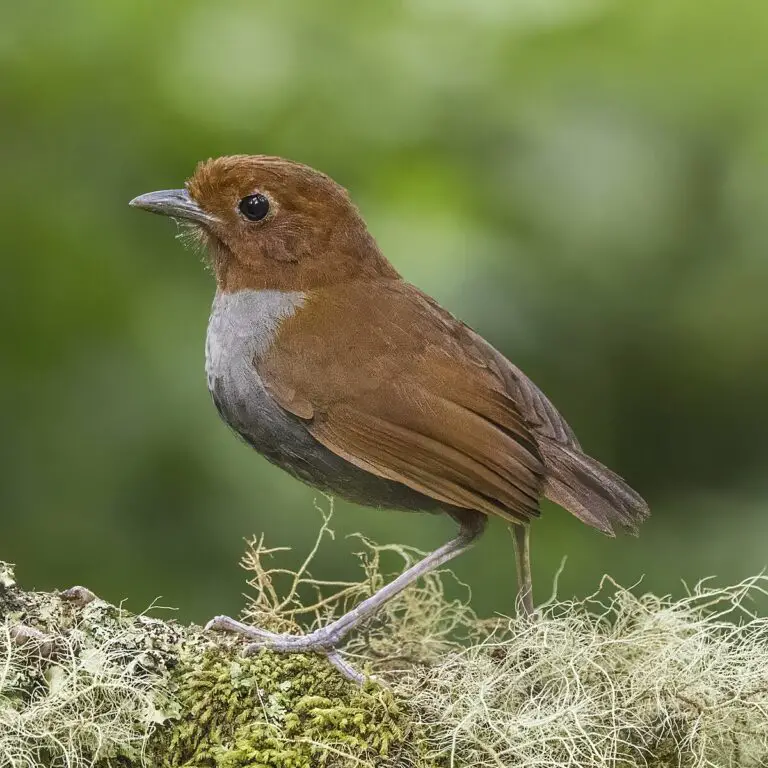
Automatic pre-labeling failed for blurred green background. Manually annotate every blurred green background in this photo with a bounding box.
[2,0,768,623]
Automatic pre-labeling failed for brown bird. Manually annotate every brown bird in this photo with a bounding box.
[130,155,649,681]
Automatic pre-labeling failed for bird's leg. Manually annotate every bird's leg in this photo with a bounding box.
[206,515,486,679]
[512,523,534,616]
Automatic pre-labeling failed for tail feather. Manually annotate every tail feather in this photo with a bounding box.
[540,439,650,537]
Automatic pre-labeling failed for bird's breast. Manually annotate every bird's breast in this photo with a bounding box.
[202,288,453,513]
[205,289,309,457]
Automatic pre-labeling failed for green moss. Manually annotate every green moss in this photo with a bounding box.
[160,646,427,768]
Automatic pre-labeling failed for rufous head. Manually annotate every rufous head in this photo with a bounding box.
[130,155,398,291]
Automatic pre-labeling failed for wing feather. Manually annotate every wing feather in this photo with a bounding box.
[257,280,548,525]
[311,401,538,523]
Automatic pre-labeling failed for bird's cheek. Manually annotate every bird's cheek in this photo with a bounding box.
[208,221,240,248]
[201,231,232,264]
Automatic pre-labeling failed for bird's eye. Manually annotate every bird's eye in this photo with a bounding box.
[238,193,270,222]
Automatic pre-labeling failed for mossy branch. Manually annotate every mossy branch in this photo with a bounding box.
[3,514,768,768]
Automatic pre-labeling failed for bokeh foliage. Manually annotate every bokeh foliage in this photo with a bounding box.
[2,0,768,622]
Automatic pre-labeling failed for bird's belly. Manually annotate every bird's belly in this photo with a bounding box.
[208,369,443,511]
[207,367,331,486]
[204,288,445,513]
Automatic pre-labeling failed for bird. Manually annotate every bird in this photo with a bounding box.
[129,155,649,681]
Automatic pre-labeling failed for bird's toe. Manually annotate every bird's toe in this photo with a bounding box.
[205,614,279,641]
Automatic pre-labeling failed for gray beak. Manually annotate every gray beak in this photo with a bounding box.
[129,188,217,226]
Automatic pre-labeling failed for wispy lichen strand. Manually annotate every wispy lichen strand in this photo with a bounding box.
[400,575,768,767]
[2,522,768,768]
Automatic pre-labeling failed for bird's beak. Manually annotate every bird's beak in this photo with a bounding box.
[129,188,218,226]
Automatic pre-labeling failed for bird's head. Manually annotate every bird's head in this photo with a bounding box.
[130,155,397,291]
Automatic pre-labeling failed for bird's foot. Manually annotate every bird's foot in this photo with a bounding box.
[205,615,364,684]
[206,615,344,652]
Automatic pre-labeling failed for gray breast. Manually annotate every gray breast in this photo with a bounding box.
[204,289,446,513]
[205,289,307,453]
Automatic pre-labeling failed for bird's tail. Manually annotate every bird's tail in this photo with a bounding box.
[539,439,649,536]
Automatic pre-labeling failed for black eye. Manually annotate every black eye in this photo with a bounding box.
[238,193,270,221]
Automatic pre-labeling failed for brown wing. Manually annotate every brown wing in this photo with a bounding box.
[463,312,649,535]
[257,279,546,524]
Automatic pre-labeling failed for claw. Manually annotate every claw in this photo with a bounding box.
[327,652,366,684]
[205,615,277,640]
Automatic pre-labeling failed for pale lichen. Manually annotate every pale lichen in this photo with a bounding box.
[0,561,180,767]
[3,518,768,768]
[399,575,768,767]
